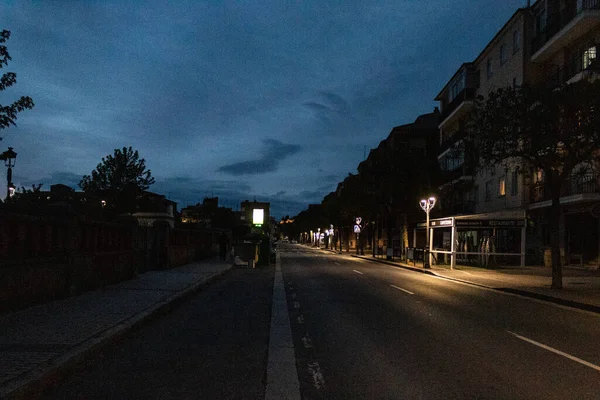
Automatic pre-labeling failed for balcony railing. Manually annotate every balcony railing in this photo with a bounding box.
[440,163,475,184]
[440,130,467,154]
[530,174,599,203]
[440,88,476,122]
[538,46,598,89]
[532,1,600,55]
[565,45,599,81]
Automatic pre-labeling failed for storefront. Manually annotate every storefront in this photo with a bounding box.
[411,211,527,268]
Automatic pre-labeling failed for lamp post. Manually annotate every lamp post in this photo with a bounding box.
[0,147,17,202]
[317,228,320,248]
[420,196,436,268]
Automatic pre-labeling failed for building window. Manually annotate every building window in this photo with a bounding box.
[513,30,521,54]
[535,6,547,34]
[473,185,480,204]
[500,44,507,65]
[583,45,597,70]
[485,180,492,201]
[511,170,518,196]
[487,59,493,78]
[513,77,518,88]
[499,176,506,197]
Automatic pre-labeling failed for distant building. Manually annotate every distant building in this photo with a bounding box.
[181,197,220,226]
[132,191,177,228]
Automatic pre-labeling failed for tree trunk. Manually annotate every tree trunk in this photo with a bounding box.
[548,196,563,289]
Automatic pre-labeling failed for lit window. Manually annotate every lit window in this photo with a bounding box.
[583,45,597,70]
[499,176,506,197]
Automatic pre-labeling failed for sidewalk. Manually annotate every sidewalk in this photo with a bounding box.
[0,258,233,399]
[321,247,600,313]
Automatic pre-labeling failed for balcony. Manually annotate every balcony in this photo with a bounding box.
[438,88,476,129]
[439,130,467,154]
[538,46,599,89]
[438,164,475,190]
[443,200,476,216]
[565,46,599,83]
[531,0,600,62]
[529,174,600,207]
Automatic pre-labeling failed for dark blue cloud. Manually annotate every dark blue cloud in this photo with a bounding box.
[217,139,301,176]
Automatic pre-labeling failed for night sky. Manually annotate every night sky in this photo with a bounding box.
[1,0,526,219]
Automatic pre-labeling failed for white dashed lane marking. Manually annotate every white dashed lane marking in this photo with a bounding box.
[353,270,364,275]
[507,331,600,372]
[390,284,414,295]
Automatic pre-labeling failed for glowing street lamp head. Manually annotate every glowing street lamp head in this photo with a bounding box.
[429,197,436,208]
[420,196,436,211]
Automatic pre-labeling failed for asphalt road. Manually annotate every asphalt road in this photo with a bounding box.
[43,244,600,399]
[44,265,275,400]
[281,244,600,400]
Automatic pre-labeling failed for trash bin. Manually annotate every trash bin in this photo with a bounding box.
[234,241,259,267]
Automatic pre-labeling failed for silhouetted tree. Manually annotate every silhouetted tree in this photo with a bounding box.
[469,80,600,289]
[0,30,34,137]
[79,146,155,214]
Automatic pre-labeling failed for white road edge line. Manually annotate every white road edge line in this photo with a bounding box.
[265,253,301,400]
[353,269,364,275]
[390,284,414,295]
[379,263,599,317]
[507,330,600,372]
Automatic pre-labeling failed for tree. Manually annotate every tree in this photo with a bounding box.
[79,146,155,214]
[0,30,34,138]
[469,80,600,289]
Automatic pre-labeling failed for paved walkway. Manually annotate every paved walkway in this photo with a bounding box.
[0,259,233,399]
[347,251,600,312]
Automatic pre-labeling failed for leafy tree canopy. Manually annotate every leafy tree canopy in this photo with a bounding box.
[470,80,600,188]
[79,146,155,213]
[468,79,600,289]
[0,30,34,137]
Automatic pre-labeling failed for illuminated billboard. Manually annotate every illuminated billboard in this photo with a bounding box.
[253,208,264,225]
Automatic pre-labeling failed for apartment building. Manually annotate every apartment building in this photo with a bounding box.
[432,1,600,268]
[432,8,532,268]
[364,111,440,257]
[526,0,600,267]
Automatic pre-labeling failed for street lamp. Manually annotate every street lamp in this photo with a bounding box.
[0,147,17,202]
[317,228,321,249]
[420,196,436,268]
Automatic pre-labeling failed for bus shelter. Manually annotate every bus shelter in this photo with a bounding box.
[412,212,526,269]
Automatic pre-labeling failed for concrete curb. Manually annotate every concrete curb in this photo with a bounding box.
[352,255,600,315]
[1,265,233,400]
